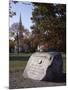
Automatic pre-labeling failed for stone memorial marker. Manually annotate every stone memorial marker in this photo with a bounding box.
[23,52,63,81]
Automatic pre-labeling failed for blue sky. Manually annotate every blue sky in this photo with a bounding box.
[9,1,34,32]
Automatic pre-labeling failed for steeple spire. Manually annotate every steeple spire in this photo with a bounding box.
[20,13,22,25]
[16,13,24,53]
[18,13,24,33]
[19,13,22,29]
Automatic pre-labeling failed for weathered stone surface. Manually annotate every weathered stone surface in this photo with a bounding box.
[9,71,66,89]
[43,52,63,82]
[23,52,63,81]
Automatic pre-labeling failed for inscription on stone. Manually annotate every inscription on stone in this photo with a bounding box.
[23,52,54,80]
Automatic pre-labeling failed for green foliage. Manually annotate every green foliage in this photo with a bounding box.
[31,3,66,52]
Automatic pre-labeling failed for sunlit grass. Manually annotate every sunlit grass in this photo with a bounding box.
[9,60,27,72]
[9,53,66,73]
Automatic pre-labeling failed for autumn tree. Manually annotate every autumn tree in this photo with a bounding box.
[31,3,66,52]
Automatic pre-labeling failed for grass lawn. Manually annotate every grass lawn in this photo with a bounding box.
[9,54,66,89]
[9,53,66,73]
[9,60,27,72]
[9,55,66,73]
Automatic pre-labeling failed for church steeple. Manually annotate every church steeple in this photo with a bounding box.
[18,13,24,33]
[18,14,24,39]
[15,13,24,53]
[19,13,22,27]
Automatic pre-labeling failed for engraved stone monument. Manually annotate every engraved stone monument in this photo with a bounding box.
[23,52,63,81]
